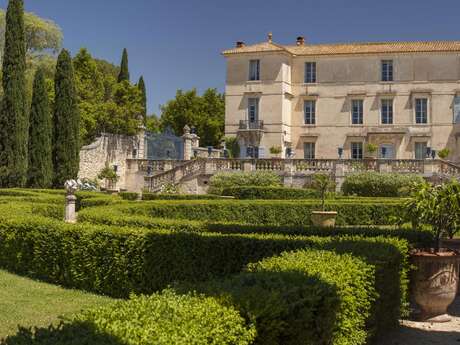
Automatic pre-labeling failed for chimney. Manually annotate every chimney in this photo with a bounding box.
[296,36,305,46]
[236,41,245,48]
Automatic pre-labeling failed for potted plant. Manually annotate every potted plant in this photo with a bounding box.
[438,148,450,160]
[269,146,282,158]
[365,143,378,159]
[404,180,460,322]
[310,174,337,227]
[98,163,119,193]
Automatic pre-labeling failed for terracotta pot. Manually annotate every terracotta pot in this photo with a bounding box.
[311,211,337,228]
[411,250,460,322]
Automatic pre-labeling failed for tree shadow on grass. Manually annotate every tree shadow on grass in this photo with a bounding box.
[1,322,127,345]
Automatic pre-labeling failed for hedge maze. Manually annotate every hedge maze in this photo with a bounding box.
[0,189,432,345]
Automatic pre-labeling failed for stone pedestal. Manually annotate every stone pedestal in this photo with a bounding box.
[65,194,77,223]
[335,162,345,192]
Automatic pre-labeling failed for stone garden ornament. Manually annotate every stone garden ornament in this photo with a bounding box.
[64,179,79,223]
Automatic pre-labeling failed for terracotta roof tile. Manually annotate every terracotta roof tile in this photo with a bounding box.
[223,40,460,56]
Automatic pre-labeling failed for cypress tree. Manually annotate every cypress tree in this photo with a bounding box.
[137,76,147,124]
[0,0,28,187]
[28,69,53,188]
[117,48,130,82]
[53,49,80,187]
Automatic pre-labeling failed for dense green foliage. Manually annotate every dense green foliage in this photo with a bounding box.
[137,76,147,124]
[141,192,226,200]
[0,0,28,187]
[222,186,320,199]
[52,49,80,187]
[119,199,403,226]
[342,172,424,197]
[209,171,282,195]
[27,69,52,188]
[0,190,421,344]
[159,88,225,147]
[3,290,255,345]
[117,48,130,83]
[224,136,240,158]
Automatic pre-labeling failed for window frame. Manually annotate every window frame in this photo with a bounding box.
[304,100,316,125]
[351,99,364,125]
[380,99,394,125]
[414,98,429,124]
[248,59,260,81]
[351,142,363,160]
[414,141,428,160]
[381,60,394,82]
[304,142,316,159]
[304,62,317,84]
[247,98,259,123]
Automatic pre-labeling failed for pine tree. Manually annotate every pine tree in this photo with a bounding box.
[0,0,28,187]
[137,76,147,124]
[117,48,130,82]
[28,69,53,188]
[53,49,80,187]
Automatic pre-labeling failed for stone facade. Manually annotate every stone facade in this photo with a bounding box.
[223,35,460,162]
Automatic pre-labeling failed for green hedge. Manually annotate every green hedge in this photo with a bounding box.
[0,215,409,333]
[78,205,433,247]
[2,289,255,345]
[142,192,226,200]
[342,172,424,197]
[221,186,321,199]
[209,171,282,195]
[119,191,139,200]
[189,250,375,345]
[120,199,403,226]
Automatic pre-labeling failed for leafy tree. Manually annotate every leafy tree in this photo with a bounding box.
[146,114,161,133]
[0,0,28,187]
[224,137,240,158]
[117,48,129,82]
[28,68,52,188]
[53,49,80,187]
[73,48,105,144]
[137,76,147,124]
[94,58,119,101]
[160,88,224,147]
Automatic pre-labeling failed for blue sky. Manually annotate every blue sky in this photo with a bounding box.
[1,0,459,114]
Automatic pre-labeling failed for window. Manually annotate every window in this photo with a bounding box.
[304,142,315,159]
[304,100,316,125]
[454,96,460,123]
[351,142,363,160]
[415,98,428,124]
[415,142,427,160]
[379,144,395,159]
[305,62,316,83]
[246,146,259,159]
[381,99,393,124]
[351,99,364,125]
[249,60,260,81]
[381,60,393,82]
[248,98,259,122]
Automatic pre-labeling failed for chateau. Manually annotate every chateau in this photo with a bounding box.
[223,34,460,162]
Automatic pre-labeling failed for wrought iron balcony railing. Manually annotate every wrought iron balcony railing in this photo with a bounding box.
[239,120,264,130]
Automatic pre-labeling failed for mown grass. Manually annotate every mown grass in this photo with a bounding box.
[0,270,114,339]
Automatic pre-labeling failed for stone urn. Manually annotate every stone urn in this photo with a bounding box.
[311,211,337,228]
[411,250,460,322]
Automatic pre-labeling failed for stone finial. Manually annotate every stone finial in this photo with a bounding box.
[268,32,273,43]
[183,124,191,135]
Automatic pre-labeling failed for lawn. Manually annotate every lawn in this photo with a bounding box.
[0,269,114,339]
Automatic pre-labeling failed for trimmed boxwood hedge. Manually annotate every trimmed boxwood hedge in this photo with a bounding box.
[120,199,403,226]
[2,289,256,345]
[0,215,409,334]
[186,250,375,345]
[221,186,321,199]
[142,192,227,200]
[342,172,424,197]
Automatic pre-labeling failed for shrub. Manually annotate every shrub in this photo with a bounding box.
[142,193,225,200]
[221,186,320,199]
[119,192,139,200]
[120,199,403,226]
[342,172,424,197]
[2,289,256,345]
[209,171,282,195]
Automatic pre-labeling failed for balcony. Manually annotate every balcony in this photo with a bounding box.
[239,120,264,131]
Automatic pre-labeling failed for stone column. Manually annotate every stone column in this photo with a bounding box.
[137,125,146,159]
[283,159,294,187]
[65,194,77,223]
[335,161,345,192]
[182,125,193,160]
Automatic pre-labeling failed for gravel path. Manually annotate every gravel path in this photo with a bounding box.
[376,297,460,345]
